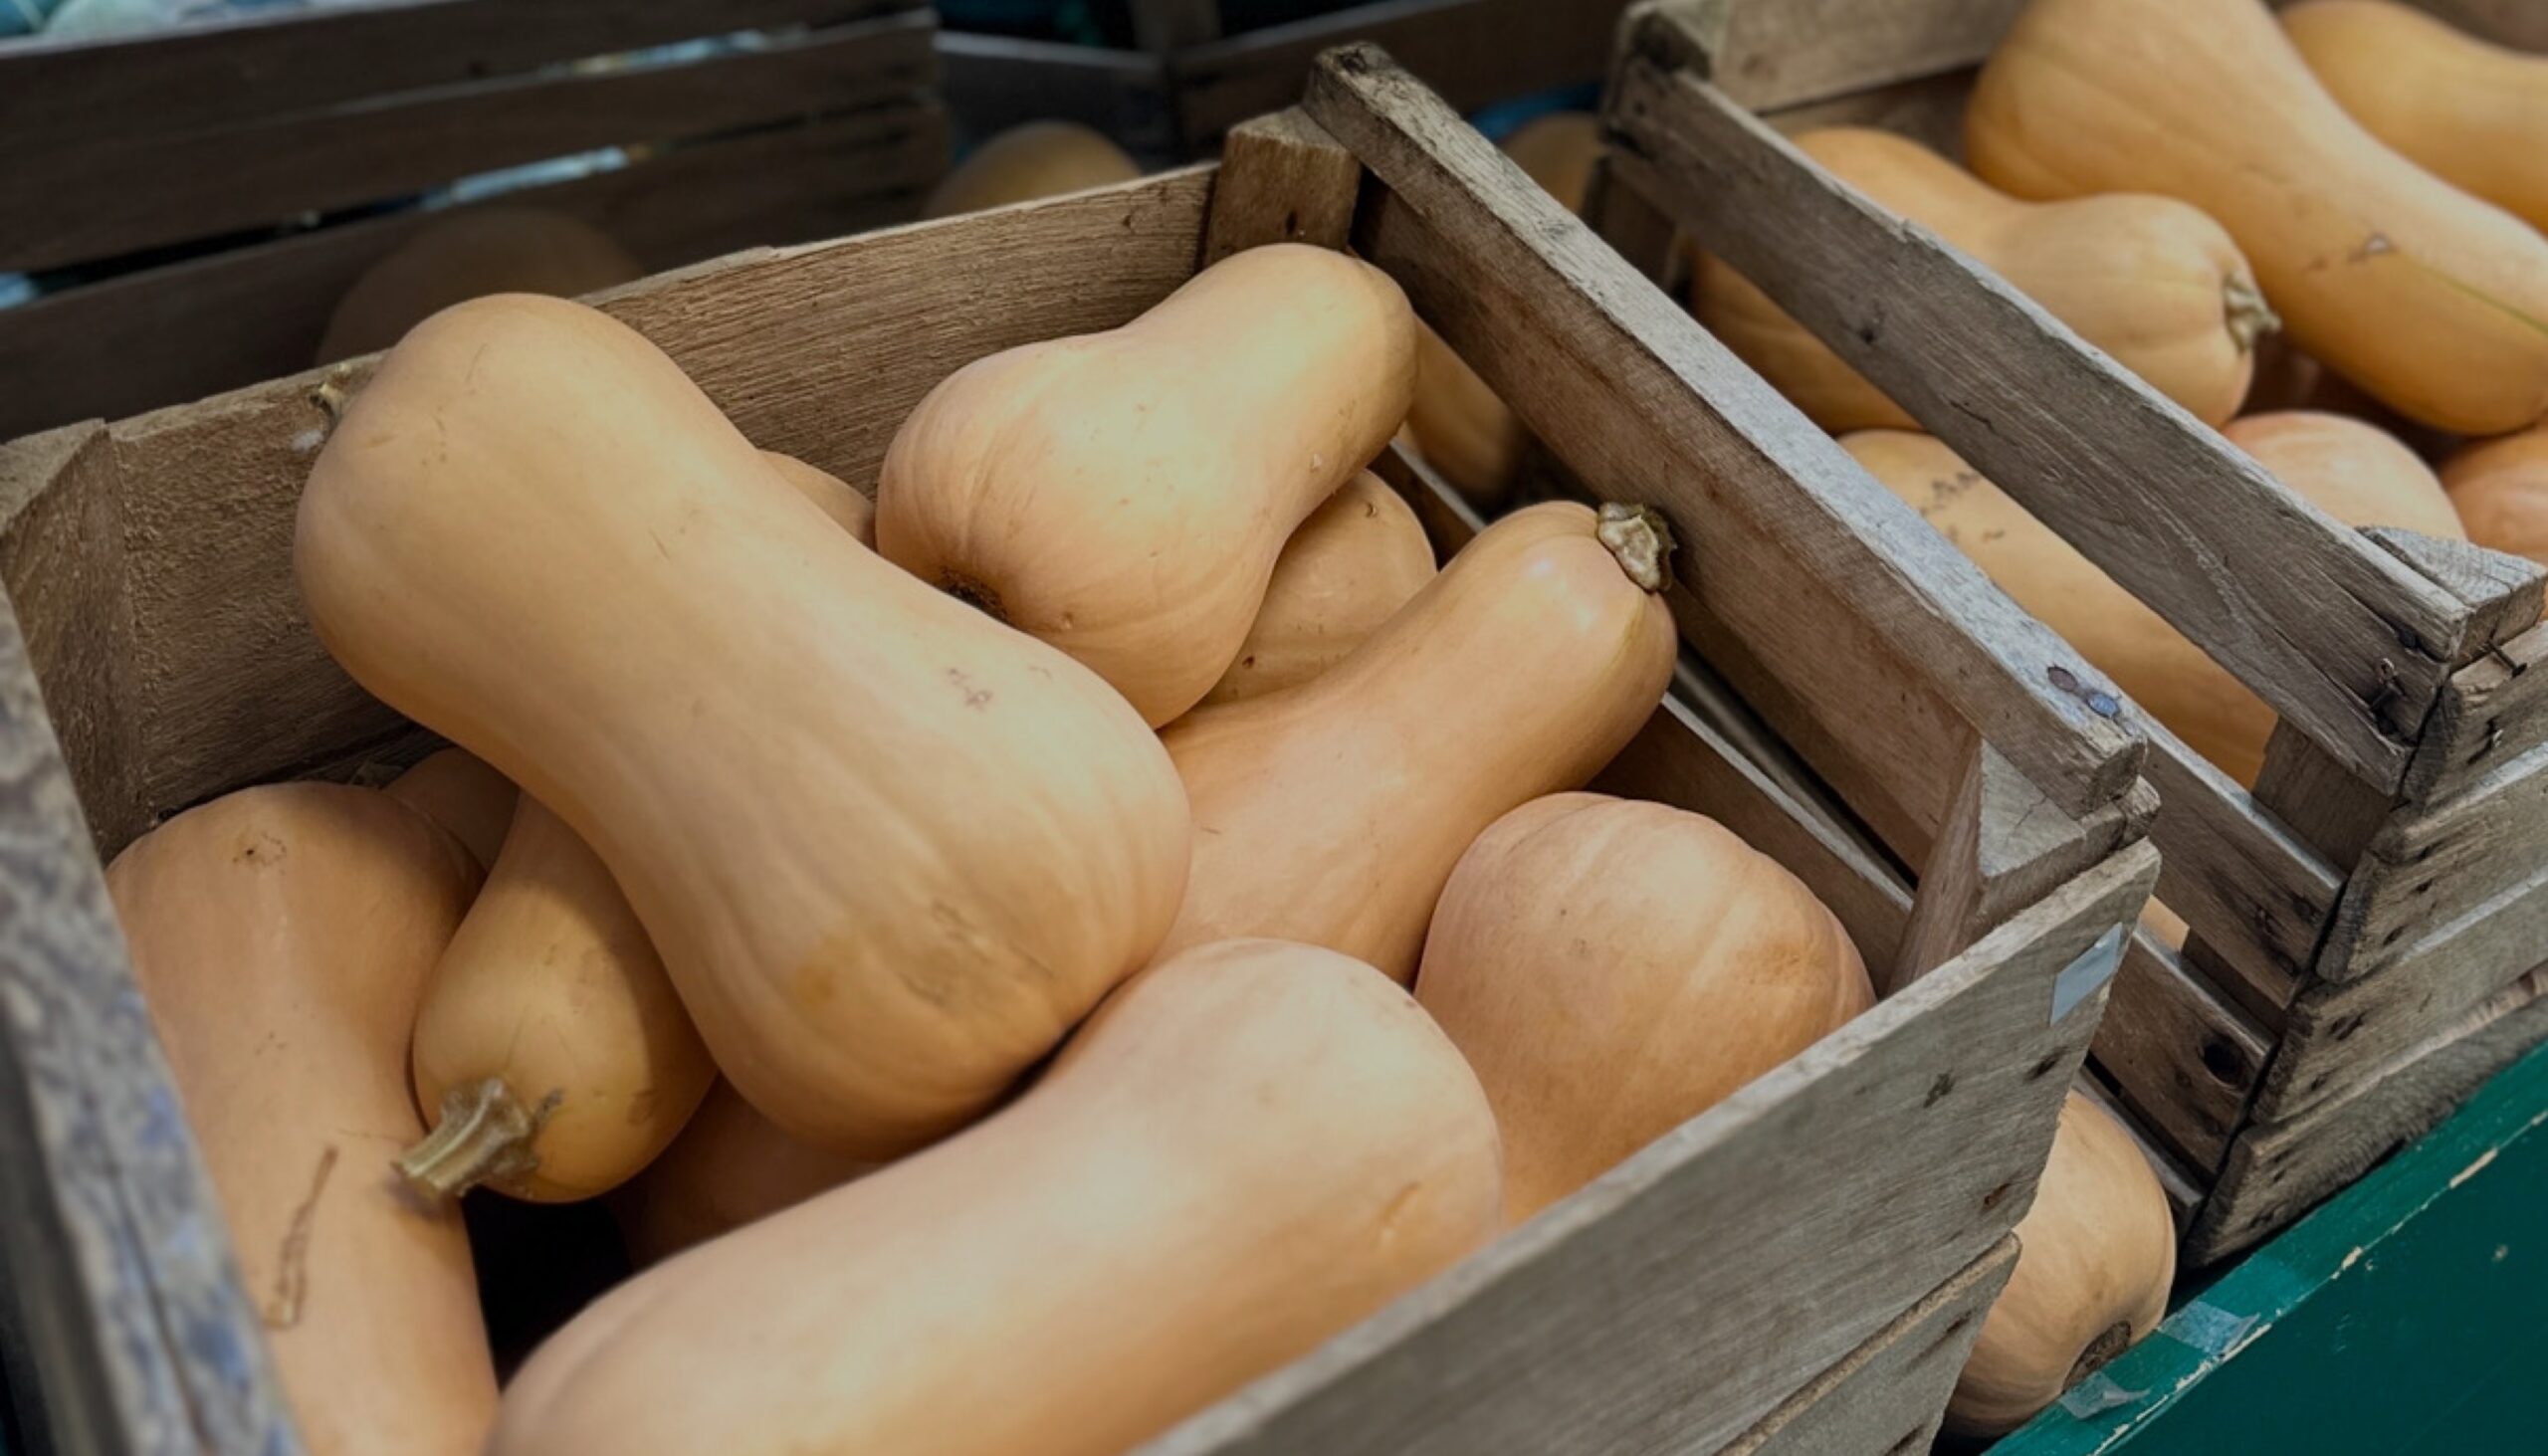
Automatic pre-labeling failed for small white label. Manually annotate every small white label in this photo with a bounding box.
[2051,923,2127,1024]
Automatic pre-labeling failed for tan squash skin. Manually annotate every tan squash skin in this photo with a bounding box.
[490,939,1503,1456]
[1158,502,1678,982]
[758,449,875,545]
[2284,1,2548,235]
[317,207,642,363]
[1405,112,1602,504]
[1843,418,2459,784]
[296,294,1191,1157]
[1697,127,2271,432]
[880,244,1416,726]
[1416,792,1873,1222]
[2443,425,2548,570]
[107,783,495,1455]
[385,747,517,869]
[613,1080,875,1266]
[402,796,715,1203]
[1196,471,1436,708]
[1967,0,2548,435]
[922,119,1144,219]
[1947,1092,2176,1436]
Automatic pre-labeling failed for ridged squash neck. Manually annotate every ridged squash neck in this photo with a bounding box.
[396,1078,550,1199]
[2224,275,2281,352]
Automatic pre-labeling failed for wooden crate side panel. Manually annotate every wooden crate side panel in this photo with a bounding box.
[2410,621,2548,803]
[2092,929,2269,1177]
[0,103,948,445]
[1727,1236,2019,1456]
[0,11,937,273]
[1757,66,1974,156]
[1600,49,2467,794]
[2141,730,2335,1022]
[0,0,920,150]
[936,34,1177,159]
[1708,0,2019,111]
[1306,46,2143,832]
[2329,738,2548,982]
[2191,964,2548,1263]
[1172,0,1630,149]
[1140,841,2156,1456]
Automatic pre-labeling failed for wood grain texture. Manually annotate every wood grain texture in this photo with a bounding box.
[936,33,1176,160]
[0,599,295,1454]
[2140,728,2336,1028]
[1600,48,2468,794]
[2367,527,2546,663]
[0,103,946,443]
[1726,1237,2019,1456]
[2408,622,2548,805]
[1200,109,1361,265]
[1703,0,2020,111]
[2093,928,2270,1177]
[2191,964,2548,1264]
[1172,0,1631,148]
[1758,66,1975,156]
[1310,45,2144,829]
[2,11,936,273]
[1141,840,2158,1456]
[2325,740,2548,983]
[0,0,921,152]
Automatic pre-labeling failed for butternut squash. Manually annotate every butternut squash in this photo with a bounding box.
[1416,792,1872,1221]
[490,938,1502,1456]
[1842,415,2460,784]
[2443,424,2548,570]
[613,1080,874,1266]
[878,243,1418,726]
[107,783,494,1455]
[1158,501,1677,982]
[922,119,1144,219]
[1948,1092,2175,1436]
[318,207,642,363]
[1196,470,1435,708]
[1968,0,2548,434]
[759,449,875,545]
[385,747,517,869]
[401,796,715,1203]
[1404,111,1602,504]
[296,294,1191,1157]
[2284,0,2548,234]
[1696,127,2272,432]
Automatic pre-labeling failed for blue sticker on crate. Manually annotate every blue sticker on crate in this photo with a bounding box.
[2050,924,2127,1023]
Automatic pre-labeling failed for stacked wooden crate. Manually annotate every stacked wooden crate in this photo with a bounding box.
[0,0,947,440]
[1592,0,2548,1263]
[0,49,2158,1456]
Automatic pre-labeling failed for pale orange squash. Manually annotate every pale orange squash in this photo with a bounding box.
[879,244,1417,725]
[1696,126,2272,431]
[2284,0,2548,234]
[489,938,1502,1456]
[1948,1092,2176,1435]
[108,783,494,1455]
[385,747,517,869]
[1196,470,1436,708]
[1968,0,2548,434]
[612,1080,873,1266]
[296,294,1190,1157]
[922,120,1143,219]
[401,796,715,1203]
[759,449,875,545]
[1158,501,1677,982]
[2443,425,2548,570]
[1416,792,1872,1221]
[318,207,642,363]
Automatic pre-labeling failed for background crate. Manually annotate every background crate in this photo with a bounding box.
[0,48,2161,1456]
[938,0,1630,160]
[0,0,949,442]
[1592,0,2548,1262]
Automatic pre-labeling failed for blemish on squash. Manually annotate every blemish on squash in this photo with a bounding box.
[235,831,288,867]
[942,572,1010,624]
[1373,1181,1423,1248]
[2352,233,2396,263]
[264,1144,338,1330]
[947,669,993,711]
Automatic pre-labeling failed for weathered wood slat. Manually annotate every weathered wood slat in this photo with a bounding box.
[1,11,937,273]
[1200,109,1362,265]
[0,103,946,444]
[2139,728,2336,1025]
[936,33,1175,159]
[2093,929,2271,1178]
[0,0,919,151]
[1138,840,2157,1456]
[1601,45,2470,794]
[2407,621,2548,805]
[1307,44,2143,829]
[1707,0,2019,111]
[1757,66,1975,156]
[1725,1237,2018,1456]
[2326,740,2548,983]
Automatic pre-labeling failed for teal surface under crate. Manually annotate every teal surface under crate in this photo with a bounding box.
[1995,1037,2548,1455]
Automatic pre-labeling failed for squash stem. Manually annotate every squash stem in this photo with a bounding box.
[1595,502,1677,593]
[396,1078,543,1199]
[2223,276,2281,352]
[2067,1320,2135,1391]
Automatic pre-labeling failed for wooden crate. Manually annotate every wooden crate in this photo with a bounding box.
[0,50,2161,1456]
[0,0,949,443]
[1592,0,2548,1263]
[940,0,1630,160]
